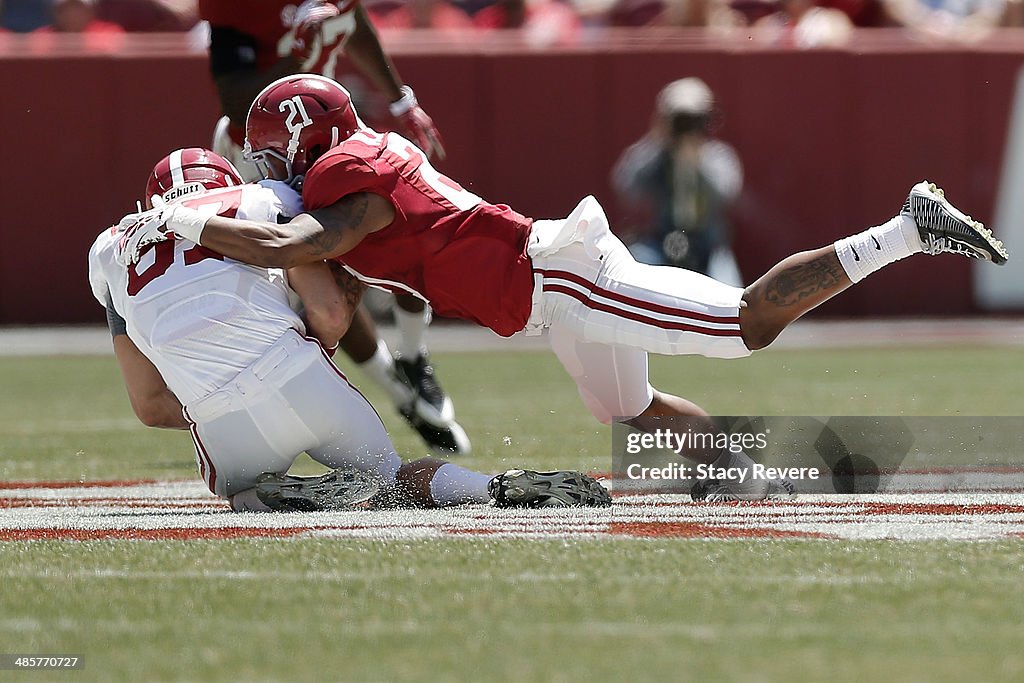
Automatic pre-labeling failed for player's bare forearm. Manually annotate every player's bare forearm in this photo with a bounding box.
[287,261,363,348]
[344,5,403,101]
[214,58,304,126]
[302,192,396,256]
[330,261,367,313]
[113,335,188,430]
[198,215,310,268]
[199,193,394,268]
[143,390,189,430]
[196,210,361,270]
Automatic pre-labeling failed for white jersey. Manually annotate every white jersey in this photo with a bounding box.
[88,181,305,405]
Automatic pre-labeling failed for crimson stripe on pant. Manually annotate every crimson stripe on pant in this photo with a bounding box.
[542,283,741,337]
[535,267,740,326]
[183,406,218,495]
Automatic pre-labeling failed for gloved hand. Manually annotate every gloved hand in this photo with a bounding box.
[390,86,446,161]
[291,0,341,63]
[115,205,208,266]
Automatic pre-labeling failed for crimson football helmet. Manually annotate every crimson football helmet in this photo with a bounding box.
[144,148,242,210]
[244,74,362,187]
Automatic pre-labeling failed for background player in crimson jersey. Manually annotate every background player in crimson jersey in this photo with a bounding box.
[199,0,467,456]
[201,0,444,165]
[117,76,1009,502]
[92,147,610,511]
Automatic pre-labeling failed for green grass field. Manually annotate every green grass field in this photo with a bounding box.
[2,346,1023,682]
[4,346,1022,481]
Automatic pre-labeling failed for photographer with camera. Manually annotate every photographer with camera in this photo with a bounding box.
[612,77,743,283]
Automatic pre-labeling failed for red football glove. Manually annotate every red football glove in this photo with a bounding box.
[390,86,446,161]
[291,0,341,63]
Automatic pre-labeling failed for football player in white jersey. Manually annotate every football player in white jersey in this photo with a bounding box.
[88,148,611,511]
[202,0,467,459]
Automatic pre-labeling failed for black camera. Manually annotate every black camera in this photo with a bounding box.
[669,113,710,138]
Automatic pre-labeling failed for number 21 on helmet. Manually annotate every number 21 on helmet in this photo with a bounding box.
[244,74,363,188]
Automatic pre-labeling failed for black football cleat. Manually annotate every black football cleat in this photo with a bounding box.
[488,469,612,508]
[399,404,471,455]
[255,467,380,512]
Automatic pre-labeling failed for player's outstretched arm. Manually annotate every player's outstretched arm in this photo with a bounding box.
[146,192,395,270]
[115,193,395,267]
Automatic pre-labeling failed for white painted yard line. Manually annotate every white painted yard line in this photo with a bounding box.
[6,483,1024,541]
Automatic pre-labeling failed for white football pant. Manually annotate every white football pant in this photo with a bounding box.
[526,196,750,424]
[182,329,400,498]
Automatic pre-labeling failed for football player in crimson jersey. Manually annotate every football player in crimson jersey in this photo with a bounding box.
[201,0,444,165]
[200,0,466,457]
[91,147,610,511]
[117,76,1009,502]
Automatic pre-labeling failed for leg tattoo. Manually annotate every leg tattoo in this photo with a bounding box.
[762,251,847,307]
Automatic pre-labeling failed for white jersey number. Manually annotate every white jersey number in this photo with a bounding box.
[349,130,482,211]
[127,242,222,296]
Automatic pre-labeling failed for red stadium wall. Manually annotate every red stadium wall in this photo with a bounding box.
[2,30,1023,325]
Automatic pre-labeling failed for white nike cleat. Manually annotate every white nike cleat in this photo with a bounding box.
[903,181,1008,264]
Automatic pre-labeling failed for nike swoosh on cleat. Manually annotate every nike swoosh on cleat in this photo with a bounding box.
[851,245,860,261]
[871,235,881,250]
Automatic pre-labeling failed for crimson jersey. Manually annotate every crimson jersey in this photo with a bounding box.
[302,129,536,337]
[199,0,358,73]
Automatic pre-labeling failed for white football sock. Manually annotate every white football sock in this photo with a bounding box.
[356,339,409,405]
[429,463,493,506]
[833,215,923,283]
[394,304,430,359]
[710,449,769,500]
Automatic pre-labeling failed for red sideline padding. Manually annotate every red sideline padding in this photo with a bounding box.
[2,30,1021,324]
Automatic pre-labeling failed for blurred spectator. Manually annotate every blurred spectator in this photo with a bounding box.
[96,0,198,31]
[34,0,123,33]
[753,0,855,47]
[612,77,744,284]
[1004,0,1024,24]
[570,0,619,25]
[654,0,745,29]
[369,0,474,28]
[606,0,665,25]
[2,0,53,31]
[818,0,888,25]
[883,0,1005,40]
[473,0,581,45]
[729,0,782,23]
